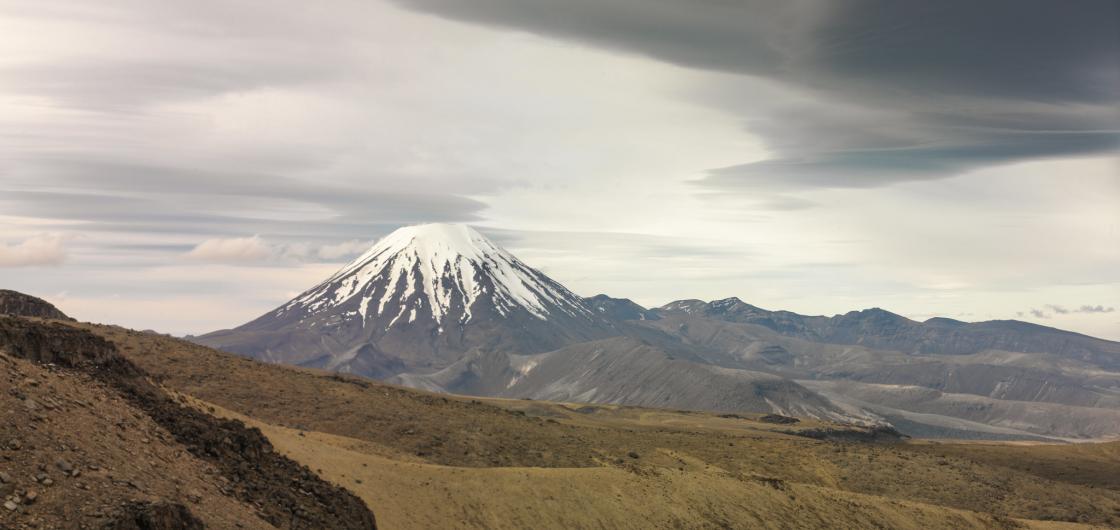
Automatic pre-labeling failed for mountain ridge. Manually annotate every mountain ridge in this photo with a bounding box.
[192,225,1120,439]
[654,296,1120,367]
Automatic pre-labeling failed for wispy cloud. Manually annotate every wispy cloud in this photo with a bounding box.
[0,234,68,267]
[1023,304,1117,319]
[186,235,273,263]
[317,239,375,260]
[186,235,373,264]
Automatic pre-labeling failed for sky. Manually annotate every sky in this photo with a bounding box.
[1,0,1118,339]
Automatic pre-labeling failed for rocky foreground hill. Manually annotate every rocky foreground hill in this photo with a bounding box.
[3,301,1120,528]
[0,290,72,322]
[0,315,377,529]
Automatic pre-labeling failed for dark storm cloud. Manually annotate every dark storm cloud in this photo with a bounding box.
[707,129,1120,189]
[393,0,1120,188]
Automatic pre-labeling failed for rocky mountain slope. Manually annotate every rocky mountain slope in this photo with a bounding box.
[394,336,865,422]
[643,298,1120,439]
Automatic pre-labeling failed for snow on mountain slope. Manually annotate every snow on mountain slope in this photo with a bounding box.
[280,223,592,330]
[197,224,617,376]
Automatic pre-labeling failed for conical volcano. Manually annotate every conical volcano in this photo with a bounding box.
[197,224,618,377]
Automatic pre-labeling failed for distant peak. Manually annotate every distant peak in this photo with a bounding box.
[841,307,909,323]
[281,222,592,328]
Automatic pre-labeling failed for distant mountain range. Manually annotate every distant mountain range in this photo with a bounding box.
[195,223,1120,440]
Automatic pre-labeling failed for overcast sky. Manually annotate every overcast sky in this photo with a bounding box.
[1,0,1118,339]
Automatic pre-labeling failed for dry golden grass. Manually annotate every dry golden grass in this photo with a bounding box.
[197,399,1012,530]
[79,323,1120,529]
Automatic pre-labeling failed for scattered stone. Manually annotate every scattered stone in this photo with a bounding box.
[71,469,81,478]
[628,451,640,459]
[35,473,48,482]
[42,478,54,486]
[23,490,37,504]
[0,471,11,483]
[7,439,21,450]
[56,459,73,473]
[3,500,17,511]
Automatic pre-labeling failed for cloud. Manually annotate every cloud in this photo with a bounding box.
[1023,304,1118,319]
[392,0,1120,189]
[186,235,274,263]
[0,234,68,267]
[317,239,374,260]
[185,235,376,264]
[0,160,487,240]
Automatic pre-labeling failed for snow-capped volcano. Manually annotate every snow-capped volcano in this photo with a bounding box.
[198,224,616,377]
[283,223,592,329]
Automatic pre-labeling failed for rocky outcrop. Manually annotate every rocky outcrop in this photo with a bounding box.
[103,502,204,530]
[0,290,72,321]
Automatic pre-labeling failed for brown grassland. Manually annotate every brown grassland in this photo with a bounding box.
[13,321,1120,529]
